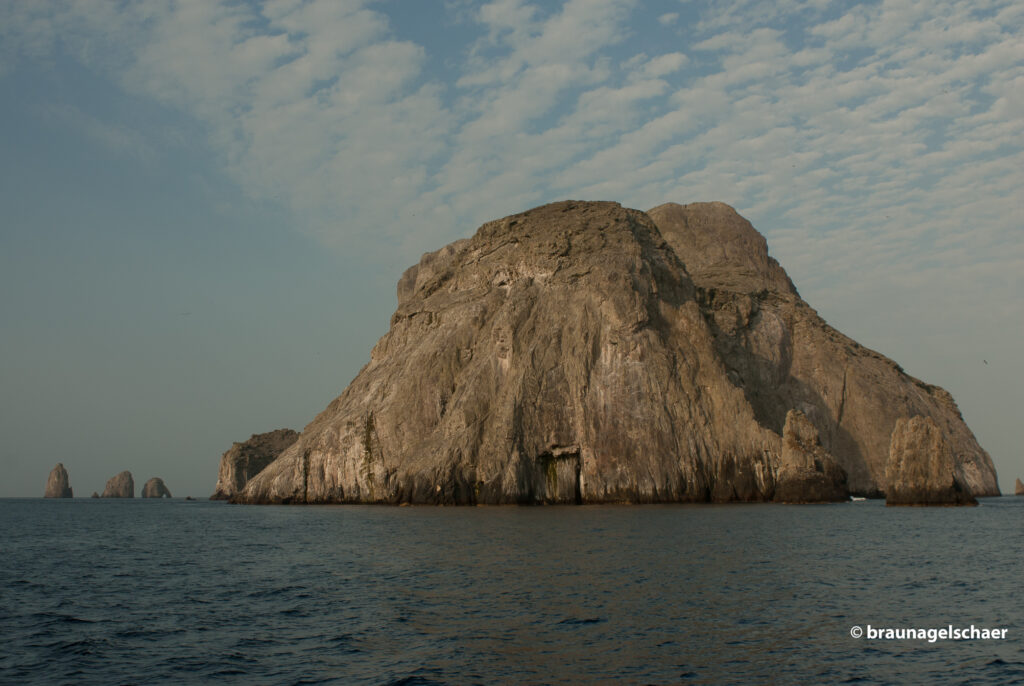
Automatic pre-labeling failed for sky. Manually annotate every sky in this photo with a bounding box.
[1,0,1021,497]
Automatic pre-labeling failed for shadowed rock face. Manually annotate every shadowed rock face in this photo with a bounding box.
[211,429,299,500]
[774,410,848,503]
[44,463,73,498]
[234,200,998,505]
[886,416,978,506]
[1016,479,1023,496]
[102,471,134,498]
[142,478,172,498]
[648,202,998,498]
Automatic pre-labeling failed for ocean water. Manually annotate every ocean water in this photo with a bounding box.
[1,498,1021,685]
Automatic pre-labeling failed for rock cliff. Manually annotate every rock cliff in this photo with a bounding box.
[102,471,134,498]
[142,478,172,498]
[44,463,73,498]
[211,429,298,500]
[885,416,977,506]
[647,202,998,498]
[774,410,847,503]
[234,200,999,505]
[1016,478,1023,496]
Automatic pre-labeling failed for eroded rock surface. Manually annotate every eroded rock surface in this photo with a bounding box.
[102,471,134,498]
[234,200,998,505]
[648,202,998,498]
[774,410,848,503]
[44,463,73,498]
[886,416,978,506]
[211,429,299,500]
[142,477,172,498]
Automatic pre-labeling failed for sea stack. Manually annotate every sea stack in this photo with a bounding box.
[102,471,134,498]
[1016,478,1024,496]
[232,200,998,505]
[44,463,73,498]
[885,416,977,506]
[142,478,172,498]
[210,429,299,500]
[773,410,848,503]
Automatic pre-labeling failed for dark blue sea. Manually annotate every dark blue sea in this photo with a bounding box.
[2,498,1022,685]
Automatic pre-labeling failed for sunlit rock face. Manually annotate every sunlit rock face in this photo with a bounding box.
[886,416,978,506]
[102,471,134,498]
[44,463,73,498]
[210,429,299,500]
[235,200,998,504]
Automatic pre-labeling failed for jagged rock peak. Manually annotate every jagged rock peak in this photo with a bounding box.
[142,477,172,498]
[44,463,73,498]
[885,416,977,506]
[647,201,796,295]
[102,471,134,498]
[211,429,299,500]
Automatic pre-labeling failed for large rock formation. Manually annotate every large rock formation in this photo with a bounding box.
[234,200,999,505]
[774,410,848,503]
[211,429,299,500]
[142,477,172,498]
[101,471,134,498]
[885,416,977,506]
[1016,478,1023,496]
[647,202,998,498]
[44,463,73,498]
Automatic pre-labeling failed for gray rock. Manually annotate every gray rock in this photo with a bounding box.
[44,463,73,498]
[233,200,998,505]
[210,429,299,500]
[773,410,848,503]
[648,202,999,498]
[91,491,99,498]
[142,477,172,498]
[1016,478,1023,496]
[885,416,977,506]
[101,471,134,498]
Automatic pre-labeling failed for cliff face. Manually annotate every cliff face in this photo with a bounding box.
[647,202,998,498]
[44,463,73,498]
[211,429,298,500]
[142,478,172,498]
[102,471,134,498]
[235,200,998,504]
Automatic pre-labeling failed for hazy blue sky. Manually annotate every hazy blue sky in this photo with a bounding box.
[1,0,1021,497]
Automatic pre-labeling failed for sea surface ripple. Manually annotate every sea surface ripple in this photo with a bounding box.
[1,497,1022,684]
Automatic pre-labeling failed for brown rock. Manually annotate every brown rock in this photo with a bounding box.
[1015,478,1023,496]
[211,429,299,500]
[773,410,848,503]
[44,463,73,498]
[101,471,134,498]
[142,477,172,498]
[885,416,977,506]
[91,492,99,498]
[233,200,998,505]
[648,202,999,498]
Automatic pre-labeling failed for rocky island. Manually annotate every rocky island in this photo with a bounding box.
[102,471,134,498]
[228,201,998,505]
[1016,478,1023,496]
[44,463,73,498]
[142,477,172,498]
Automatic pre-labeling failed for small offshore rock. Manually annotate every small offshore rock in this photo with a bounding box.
[44,463,73,498]
[91,492,99,498]
[210,429,299,500]
[773,410,848,503]
[885,416,977,506]
[102,471,134,498]
[142,477,172,498]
